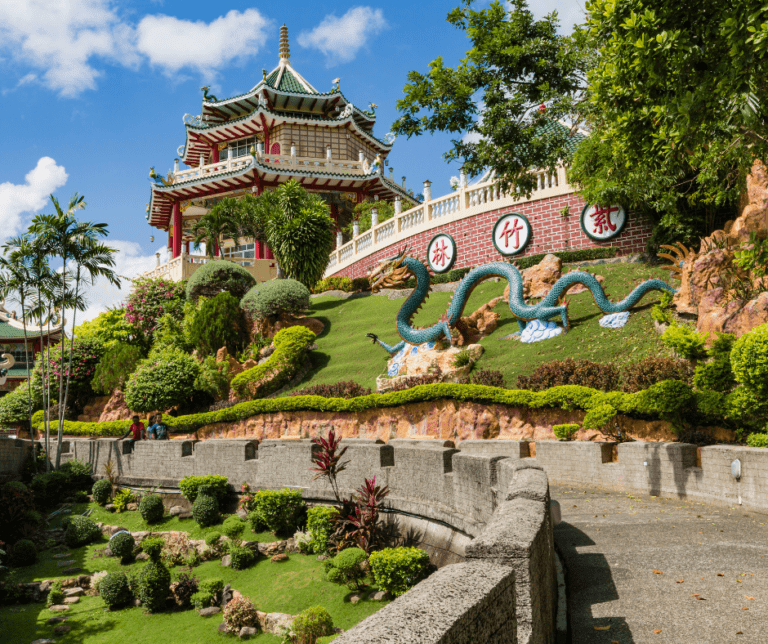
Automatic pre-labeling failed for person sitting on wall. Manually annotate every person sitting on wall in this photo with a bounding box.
[117,415,145,450]
[147,414,169,440]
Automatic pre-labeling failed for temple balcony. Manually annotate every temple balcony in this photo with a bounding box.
[143,252,278,284]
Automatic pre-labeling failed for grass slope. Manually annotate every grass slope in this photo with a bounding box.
[296,262,677,392]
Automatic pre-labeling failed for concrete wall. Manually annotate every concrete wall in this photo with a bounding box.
[0,438,34,481]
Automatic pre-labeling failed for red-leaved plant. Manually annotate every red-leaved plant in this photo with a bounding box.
[346,476,390,554]
[310,428,349,503]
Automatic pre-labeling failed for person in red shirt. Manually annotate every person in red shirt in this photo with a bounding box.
[117,415,145,450]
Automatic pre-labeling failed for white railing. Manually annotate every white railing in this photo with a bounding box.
[325,166,572,277]
[143,252,278,283]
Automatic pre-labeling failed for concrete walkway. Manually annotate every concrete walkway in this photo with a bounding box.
[551,483,768,643]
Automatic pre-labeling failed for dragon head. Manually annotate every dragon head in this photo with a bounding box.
[368,247,411,292]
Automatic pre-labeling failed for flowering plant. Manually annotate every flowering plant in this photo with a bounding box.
[124,277,185,343]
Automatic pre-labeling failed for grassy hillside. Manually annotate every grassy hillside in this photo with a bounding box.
[289,262,678,393]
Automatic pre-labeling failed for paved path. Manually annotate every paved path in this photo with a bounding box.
[551,483,768,643]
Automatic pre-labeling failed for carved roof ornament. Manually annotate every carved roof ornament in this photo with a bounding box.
[279,24,290,63]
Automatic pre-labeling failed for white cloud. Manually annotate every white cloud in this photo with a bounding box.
[0,157,68,237]
[136,9,270,77]
[0,0,138,97]
[77,241,170,324]
[515,0,586,34]
[298,7,387,65]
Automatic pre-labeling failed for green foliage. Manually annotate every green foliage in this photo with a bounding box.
[231,326,316,399]
[344,198,398,238]
[582,403,617,431]
[192,590,214,610]
[0,378,43,425]
[306,506,338,555]
[125,277,186,345]
[140,536,165,561]
[694,332,737,393]
[451,349,473,368]
[512,247,619,271]
[553,423,579,441]
[112,488,135,513]
[10,539,36,567]
[247,510,267,533]
[290,381,372,399]
[46,581,64,607]
[59,458,93,491]
[109,531,135,562]
[651,304,674,325]
[250,488,306,535]
[178,475,229,505]
[291,605,334,643]
[185,259,255,303]
[222,515,246,542]
[137,559,171,612]
[153,311,193,354]
[731,323,768,396]
[368,547,431,597]
[228,545,255,570]
[91,343,143,394]
[222,595,259,634]
[100,571,132,609]
[30,471,68,508]
[172,572,199,607]
[43,336,106,410]
[74,309,136,348]
[661,325,708,361]
[746,433,768,448]
[92,478,112,505]
[64,515,101,548]
[325,547,368,590]
[240,278,310,319]
[204,532,222,547]
[188,291,247,357]
[621,357,693,393]
[199,578,224,596]
[192,492,219,527]
[139,494,164,523]
[313,276,354,294]
[194,356,230,402]
[124,347,200,413]
[517,358,619,392]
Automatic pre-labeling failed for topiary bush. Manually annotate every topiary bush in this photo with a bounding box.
[100,571,132,609]
[124,347,200,413]
[92,478,112,505]
[291,605,334,643]
[517,358,619,392]
[249,488,306,535]
[553,423,579,441]
[222,595,259,634]
[137,558,171,612]
[192,491,219,527]
[325,547,368,590]
[10,539,36,567]
[59,458,94,492]
[91,343,144,394]
[192,590,214,610]
[46,581,64,607]
[186,260,255,303]
[141,536,165,560]
[179,475,229,505]
[188,291,248,357]
[240,278,310,319]
[306,506,338,555]
[228,545,255,570]
[139,494,165,524]
[661,325,708,360]
[221,515,246,543]
[369,546,431,597]
[731,322,768,396]
[621,357,693,393]
[65,515,101,548]
[109,531,135,562]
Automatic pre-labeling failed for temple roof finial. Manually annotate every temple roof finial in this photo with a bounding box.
[279,24,290,63]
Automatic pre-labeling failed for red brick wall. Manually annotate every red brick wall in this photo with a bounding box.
[331,192,653,279]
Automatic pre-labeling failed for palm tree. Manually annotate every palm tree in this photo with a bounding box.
[192,203,238,258]
[230,195,270,246]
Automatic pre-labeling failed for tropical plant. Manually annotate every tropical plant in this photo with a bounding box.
[191,205,237,259]
[310,428,349,503]
[124,347,200,413]
[124,276,186,347]
[91,343,144,394]
[188,291,247,356]
[346,476,390,554]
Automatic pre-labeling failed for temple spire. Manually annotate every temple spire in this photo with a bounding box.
[279,24,290,64]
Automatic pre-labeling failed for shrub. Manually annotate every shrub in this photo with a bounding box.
[112,488,135,513]
[172,572,199,607]
[100,572,132,609]
[325,547,368,590]
[205,532,222,547]
[451,349,473,369]
[0,379,43,425]
[472,369,505,388]
[731,323,768,396]
[46,581,64,607]
[59,458,93,491]
[240,278,310,319]
[141,536,165,561]
[139,494,165,524]
[694,332,737,393]
[199,578,224,596]
[621,357,693,393]
[91,343,144,394]
[192,492,219,527]
[661,325,708,360]
[222,516,246,542]
[92,479,112,505]
[195,356,231,403]
[222,595,259,634]
[746,433,768,448]
[369,547,431,597]
[247,510,267,533]
[138,559,171,612]
[306,506,338,555]
[0,480,37,543]
[582,403,618,432]
[250,488,306,535]
[291,605,334,644]
[125,347,201,413]
[313,276,353,293]
[10,539,36,567]
[65,515,101,548]
[553,423,579,441]
[290,381,372,398]
[91,570,109,593]
[179,475,229,505]
[517,358,619,392]
[30,471,68,508]
[192,590,214,610]
[185,260,256,303]
[231,326,316,400]
[294,530,312,554]
[125,277,186,345]
[228,545,255,570]
[188,291,248,357]
[109,531,135,562]
[42,337,106,412]
[351,276,372,291]
[74,308,136,348]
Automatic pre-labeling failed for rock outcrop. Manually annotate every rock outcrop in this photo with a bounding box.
[376,343,484,393]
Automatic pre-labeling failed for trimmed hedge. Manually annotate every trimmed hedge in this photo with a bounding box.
[185,260,256,302]
[241,279,311,319]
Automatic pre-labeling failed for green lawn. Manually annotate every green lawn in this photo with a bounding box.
[1,505,388,644]
[294,262,677,392]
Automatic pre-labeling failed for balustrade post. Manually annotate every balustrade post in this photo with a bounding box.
[371,207,378,228]
[174,158,179,175]
[394,196,402,215]
[336,231,343,248]
[352,221,360,238]
[326,146,332,167]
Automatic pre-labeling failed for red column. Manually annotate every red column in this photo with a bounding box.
[167,228,172,254]
[255,242,264,259]
[212,146,219,163]
[330,203,339,230]
[172,202,182,258]
[266,246,274,259]
[214,240,220,257]
[185,242,190,254]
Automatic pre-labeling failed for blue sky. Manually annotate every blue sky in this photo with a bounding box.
[0,0,583,321]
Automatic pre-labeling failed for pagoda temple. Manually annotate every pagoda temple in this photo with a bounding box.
[146,25,416,278]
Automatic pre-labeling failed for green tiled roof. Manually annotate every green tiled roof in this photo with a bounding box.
[539,120,587,160]
[6,367,33,378]
[0,321,51,339]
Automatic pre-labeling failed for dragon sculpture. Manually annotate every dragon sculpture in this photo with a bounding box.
[366,248,676,354]
[201,86,219,103]
[149,167,175,186]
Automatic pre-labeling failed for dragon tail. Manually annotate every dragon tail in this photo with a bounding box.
[546,272,675,314]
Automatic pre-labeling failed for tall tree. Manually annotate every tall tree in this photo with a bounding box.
[193,205,238,258]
